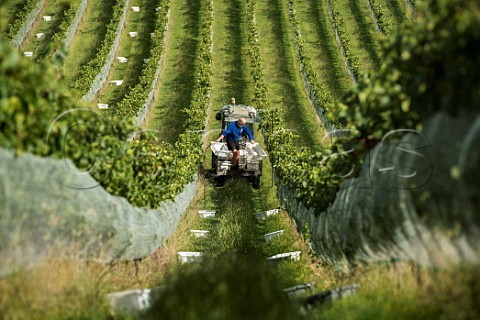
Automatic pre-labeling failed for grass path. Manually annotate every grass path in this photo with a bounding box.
[296,0,351,100]
[256,0,327,151]
[333,0,380,73]
[144,0,203,143]
[142,0,329,313]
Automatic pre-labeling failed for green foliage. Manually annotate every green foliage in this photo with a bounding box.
[0,12,211,209]
[145,255,301,320]
[7,0,40,40]
[370,0,392,34]
[329,0,360,81]
[339,0,480,154]
[47,2,80,59]
[112,0,171,118]
[72,0,125,94]
[286,0,336,118]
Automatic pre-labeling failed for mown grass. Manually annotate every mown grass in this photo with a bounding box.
[21,0,76,59]
[296,0,351,100]
[145,0,203,144]
[209,0,251,107]
[61,0,116,84]
[256,0,327,152]
[95,0,158,106]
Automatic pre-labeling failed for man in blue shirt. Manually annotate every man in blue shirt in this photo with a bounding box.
[215,117,255,168]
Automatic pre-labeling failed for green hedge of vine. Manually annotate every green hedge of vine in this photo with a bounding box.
[72,0,125,94]
[369,0,392,34]
[48,1,80,58]
[0,0,213,208]
[286,0,336,120]
[112,1,170,118]
[328,0,360,81]
[7,0,41,39]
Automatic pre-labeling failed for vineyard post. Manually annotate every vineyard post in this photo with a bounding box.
[271,116,274,186]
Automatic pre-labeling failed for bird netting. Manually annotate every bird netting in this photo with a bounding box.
[278,111,480,268]
[0,147,197,276]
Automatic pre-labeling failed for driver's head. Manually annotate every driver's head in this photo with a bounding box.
[236,117,246,126]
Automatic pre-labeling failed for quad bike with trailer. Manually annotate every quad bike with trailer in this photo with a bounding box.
[210,102,267,188]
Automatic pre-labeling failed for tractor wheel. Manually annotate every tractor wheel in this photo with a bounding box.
[215,176,226,187]
[212,152,218,173]
[251,176,260,189]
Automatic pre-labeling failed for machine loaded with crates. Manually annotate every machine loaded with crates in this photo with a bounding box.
[211,101,267,188]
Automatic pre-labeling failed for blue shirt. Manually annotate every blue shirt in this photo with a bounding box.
[222,121,253,142]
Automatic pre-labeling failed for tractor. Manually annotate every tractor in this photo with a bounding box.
[210,101,267,188]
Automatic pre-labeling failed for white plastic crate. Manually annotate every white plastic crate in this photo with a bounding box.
[211,141,230,158]
[282,282,315,298]
[35,33,45,39]
[23,52,33,57]
[43,16,52,21]
[116,56,128,63]
[198,210,216,218]
[177,251,203,264]
[107,288,152,314]
[254,209,280,220]
[267,251,301,262]
[97,103,109,109]
[129,32,138,37]
[190,230,209,238]
[110,80,123,86]
[264,230,285,243]
[131,6,140,12]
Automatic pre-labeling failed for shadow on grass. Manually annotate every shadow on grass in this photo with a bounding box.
[386,0,406,24]
[263,0,322,149]
[146,254,302,320]
[150,0,202,144]
[102,0,159,106]
[308,0,350,98]
[33,2,70,60]
[221,0,249,103]
[348,0,381,69]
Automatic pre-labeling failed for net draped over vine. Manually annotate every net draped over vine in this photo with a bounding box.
[0,148,197,276]
[279,111,480,268]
